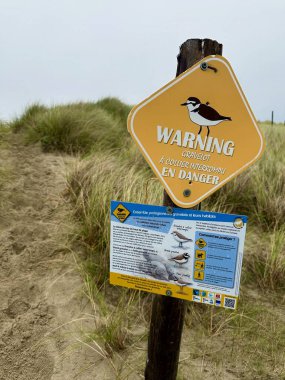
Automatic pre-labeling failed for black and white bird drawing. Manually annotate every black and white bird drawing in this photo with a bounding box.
[174,277,193,294]
[169,252,189,267]
[181,97,232,137]
[171,231,193,248]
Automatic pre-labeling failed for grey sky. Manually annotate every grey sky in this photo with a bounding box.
[1,0,284,121]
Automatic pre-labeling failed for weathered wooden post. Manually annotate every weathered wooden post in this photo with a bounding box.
[144,38,223,380]
[271,111,274,126]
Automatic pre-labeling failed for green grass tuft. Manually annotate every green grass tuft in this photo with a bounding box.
[27,106,125,154]
[10,98,132,155]
[11,103,48,133]
[95,97,132,125]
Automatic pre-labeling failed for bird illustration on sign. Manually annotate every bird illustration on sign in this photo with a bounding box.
[181,97,232,137]
[169,252,189,267]
[174,277,193,294]
[171,231,193,248]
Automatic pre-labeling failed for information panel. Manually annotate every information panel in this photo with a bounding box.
[110,201,247,309]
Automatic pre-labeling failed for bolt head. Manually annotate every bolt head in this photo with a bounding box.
[183,189,191,197]
[200,62,208,71]
[166,206,173,214]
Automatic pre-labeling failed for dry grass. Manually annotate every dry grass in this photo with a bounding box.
[204,124,285,229]
[0,124,12,190]
[7,101,285,379]
[179,293,285,379]
[67,154,161,283]
[244,226,285,290]
[65,118,285,379]
[65,124,285,291]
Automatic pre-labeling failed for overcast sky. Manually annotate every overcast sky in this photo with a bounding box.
[0,0,284,122]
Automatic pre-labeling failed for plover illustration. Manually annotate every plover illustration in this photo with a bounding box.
[169,252,189,266]
[181,97,232,137]
[171,231,193,248]
[174,277,192,294]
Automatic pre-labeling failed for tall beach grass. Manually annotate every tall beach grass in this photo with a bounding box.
[7,99,285,378]
[10,102,285,289]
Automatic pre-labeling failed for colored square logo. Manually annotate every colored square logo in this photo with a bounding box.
[193,289,200,296]
[193,295,201,303]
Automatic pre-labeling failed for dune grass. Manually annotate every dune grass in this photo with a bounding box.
[0,123,12,191]
[64,122,285,289]
[204,124,285,230]
[64,114,284,378]
[11,103,48,133]
[11,98,132,155]
[10,100,285,290]
[180,295,285,379]
[9,99,285,379]
[68,154,161,284]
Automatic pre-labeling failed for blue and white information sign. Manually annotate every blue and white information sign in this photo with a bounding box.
[110,201,247,309]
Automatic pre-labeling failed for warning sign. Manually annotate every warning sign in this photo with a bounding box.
[112,204,131,223]
[195,260,205,270]
[110,200,248,310]
[196,238,207,249]
[194,271,204,281]
[128,56,265,208]
[195,250,206,260]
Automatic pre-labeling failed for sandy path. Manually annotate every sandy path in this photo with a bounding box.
[0,131,101,379]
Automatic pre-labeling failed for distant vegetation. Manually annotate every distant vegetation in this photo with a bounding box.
[12,99,285,289]
[11,98,132,154]
[10,98,285,378]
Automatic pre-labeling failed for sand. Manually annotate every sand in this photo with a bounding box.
[0,131,107,379]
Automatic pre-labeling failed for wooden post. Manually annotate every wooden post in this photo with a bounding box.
[145,38,223,380]
[271,111,274,126]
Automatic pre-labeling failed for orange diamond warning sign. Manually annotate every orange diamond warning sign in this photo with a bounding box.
[196,238,207,249]
[113,204,131,223]
[128,56,265,208]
